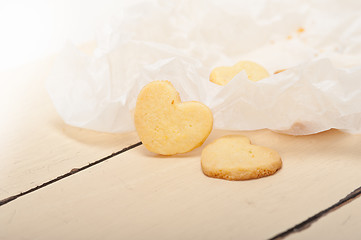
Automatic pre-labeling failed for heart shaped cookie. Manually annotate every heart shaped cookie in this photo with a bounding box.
[134,81,213,155]
[201,135,282,180]
[210,61,270,85]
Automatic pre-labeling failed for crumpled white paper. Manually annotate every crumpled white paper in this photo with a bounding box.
[47,0,361,135]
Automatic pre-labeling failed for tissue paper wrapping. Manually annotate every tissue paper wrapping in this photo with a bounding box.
[47,0,361,135]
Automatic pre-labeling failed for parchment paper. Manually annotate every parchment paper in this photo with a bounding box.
[47,0,361,135]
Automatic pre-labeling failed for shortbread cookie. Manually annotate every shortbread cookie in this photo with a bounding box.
[201,135,282,180]
[134,81,213,155]
[210,61,270,85]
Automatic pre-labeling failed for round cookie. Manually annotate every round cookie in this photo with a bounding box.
[134,81,213,155]
[210,60,270,85]
[201,135,282,180]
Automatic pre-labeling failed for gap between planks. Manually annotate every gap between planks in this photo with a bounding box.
[0,142,142,206]
[269,185,361,240]
[1,140,361,240]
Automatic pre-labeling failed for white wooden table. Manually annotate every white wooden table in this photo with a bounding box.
[1,52,361,240]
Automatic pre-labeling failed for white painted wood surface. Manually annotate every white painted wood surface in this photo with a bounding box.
[1,56,361,239]
[0,51,139,198]
[287,195,361,240]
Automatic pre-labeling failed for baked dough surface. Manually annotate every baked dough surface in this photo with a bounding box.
[210,61,270,85]
[201,135,282,180]
[134,81,213,155]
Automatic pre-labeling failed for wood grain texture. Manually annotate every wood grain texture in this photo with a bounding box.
[1,127,361,240]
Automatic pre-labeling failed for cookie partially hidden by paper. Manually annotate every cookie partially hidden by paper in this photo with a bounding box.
[201,135,282,180]
[210,61,270,85]
[134,81,213,155]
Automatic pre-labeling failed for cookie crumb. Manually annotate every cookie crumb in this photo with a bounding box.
[297,27,305,33]
[274,69,286,74]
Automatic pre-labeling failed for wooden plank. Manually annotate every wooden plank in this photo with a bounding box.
[287,191,361,240]
[1,128,361,239]
[0,55,139,198]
